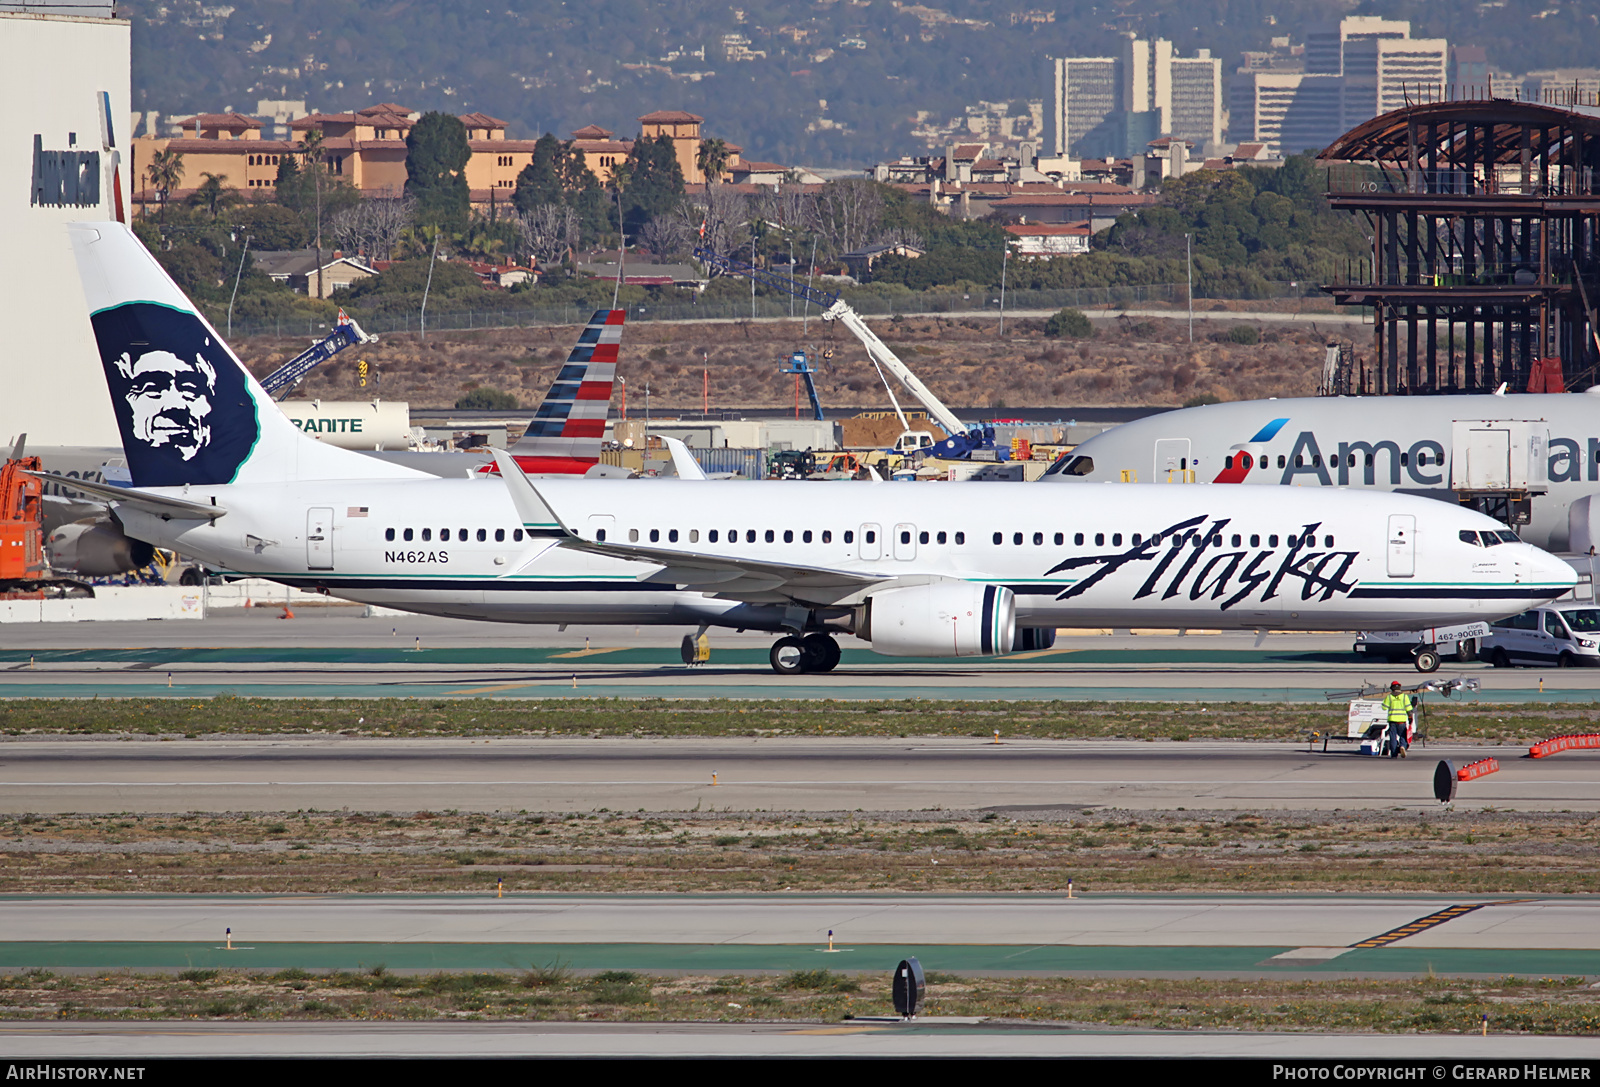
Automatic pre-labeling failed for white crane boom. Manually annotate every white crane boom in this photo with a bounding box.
[820,300,968,438]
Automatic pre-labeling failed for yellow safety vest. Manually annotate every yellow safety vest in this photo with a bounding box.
[1383,692,1411,722]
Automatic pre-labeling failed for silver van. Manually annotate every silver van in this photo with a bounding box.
[1481,604,1600,668]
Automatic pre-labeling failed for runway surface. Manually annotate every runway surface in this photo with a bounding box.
[3,1020,1596,1058]
[0,736,1588,813]
[5,894,1600,978]
[0,613,1593,702]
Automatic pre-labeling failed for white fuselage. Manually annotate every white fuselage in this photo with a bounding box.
[113,477,1575,634]
[1052,392,1600,551]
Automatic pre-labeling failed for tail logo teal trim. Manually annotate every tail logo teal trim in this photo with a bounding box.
[90,302,259,487]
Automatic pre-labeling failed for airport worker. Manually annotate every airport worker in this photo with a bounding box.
[1382,681,1412,758]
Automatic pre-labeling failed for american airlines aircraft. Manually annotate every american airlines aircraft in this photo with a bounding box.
[1047,393,1600,551]
[50,223,1576,673]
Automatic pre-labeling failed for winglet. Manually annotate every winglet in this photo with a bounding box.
[660,436,707,481]
[490,449,569,536]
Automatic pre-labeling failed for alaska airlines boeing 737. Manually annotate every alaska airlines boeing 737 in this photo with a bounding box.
[50,223,1576,672]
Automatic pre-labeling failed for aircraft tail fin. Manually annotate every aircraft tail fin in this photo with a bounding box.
[507,309,624,474]
[68,222,420,488]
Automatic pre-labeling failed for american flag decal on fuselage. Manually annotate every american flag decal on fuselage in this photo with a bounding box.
[508,308,624,475]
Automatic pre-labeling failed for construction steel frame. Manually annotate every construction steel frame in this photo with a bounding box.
[1319,100,1600,395]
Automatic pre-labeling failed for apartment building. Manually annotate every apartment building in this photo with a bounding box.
[1050,35,1222,159]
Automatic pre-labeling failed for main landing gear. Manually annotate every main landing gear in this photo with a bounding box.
[769,633,841,675]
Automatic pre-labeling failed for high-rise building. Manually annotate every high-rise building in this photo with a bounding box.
[1232,16,1446,157]
[1050,35,1222,159]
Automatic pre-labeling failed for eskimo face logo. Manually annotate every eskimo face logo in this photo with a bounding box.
[113,349,216,460]
[90,303,259,487]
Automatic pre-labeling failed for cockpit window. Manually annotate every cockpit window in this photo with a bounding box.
[1497,530,1520,544]
[1459,530,1481,546]
[1062,456,1094,476]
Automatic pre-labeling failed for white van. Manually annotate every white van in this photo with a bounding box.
[1481,604,1600,668]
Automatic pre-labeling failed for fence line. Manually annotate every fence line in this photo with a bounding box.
[222,280,1332,340]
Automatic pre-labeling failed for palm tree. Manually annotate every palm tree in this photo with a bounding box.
[696,138,730,185]
[188,172,239,218]
[146,149,185,224]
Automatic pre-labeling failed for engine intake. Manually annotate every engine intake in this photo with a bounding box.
[865,581,1015,658]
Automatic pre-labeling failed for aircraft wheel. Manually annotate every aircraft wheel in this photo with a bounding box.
[1414,649,1440,673]
[803,633,840,673]
[770,636,807,675]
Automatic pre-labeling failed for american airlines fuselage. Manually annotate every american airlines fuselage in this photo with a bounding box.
[1050,392,1600,550]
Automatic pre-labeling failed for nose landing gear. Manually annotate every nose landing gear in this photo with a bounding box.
[769,632,842,674]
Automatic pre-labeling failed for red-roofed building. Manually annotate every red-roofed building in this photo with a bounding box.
[1004,221,1093,258]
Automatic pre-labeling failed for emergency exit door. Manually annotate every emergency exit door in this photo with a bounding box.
[1386,513,1415,577]
[307,507,334,569]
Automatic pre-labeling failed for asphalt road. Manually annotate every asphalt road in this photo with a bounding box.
[1,1020,1595,1058]
[0,613,1589,702]
[0,736,1585,813]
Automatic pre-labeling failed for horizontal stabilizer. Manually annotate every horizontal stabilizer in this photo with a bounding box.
[26,471,226,521]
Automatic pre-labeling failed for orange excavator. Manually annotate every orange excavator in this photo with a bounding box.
[0,455,47,594]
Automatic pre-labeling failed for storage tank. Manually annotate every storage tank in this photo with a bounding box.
[277,400,412,450]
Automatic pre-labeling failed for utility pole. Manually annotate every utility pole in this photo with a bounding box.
[999,247,1010,337]
[226,234,251,339]
[420,231,440,341]
[1185,232,1194,344]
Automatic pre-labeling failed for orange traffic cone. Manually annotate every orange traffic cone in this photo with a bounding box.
[280,607,294,619]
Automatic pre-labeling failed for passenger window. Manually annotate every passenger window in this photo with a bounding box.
[1094,533,1104,546]
[477,528,487,542]
[823,530,833,544]
[513,529,524,541]
[1324,535,1334,548]
[993,532,1003,545]
[865,530,876,544]
[1250,534,1260,547]
[954,532,965,545]
[386,528,395,541]
[746,530,756,543]
[1231,534,1241,547]
[1277,455,1286,468]
[1054,533,1064,546]
[403,528,413,542]
[709,530,719,543]
[1013,532,1023,546]
[1132,534,1141,545]
[1294,455,1303,467]
[650,529,660,543]
[495,529,505,542]
[937,532,947,544]
[784,530,794,543]
[1400,452,1409,466]
[919,531,929,544]
[803,530,813,543]
[1268,534,1279,547]
[1074,533,1084,546]
[765,530,775,543]
[1113,533,1123,546]
[596,529,607,542]
[689,529,699,543]
[1210,534,1220,546]
[629,529,639,542]
[1225,455,1233,469]
[458,528,466,540]
[422,528,432,542]
[844,530,853,544]
[669,529,679,543]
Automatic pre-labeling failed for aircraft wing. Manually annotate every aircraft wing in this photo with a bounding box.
[26,472,227,521]
[491,450,886,595]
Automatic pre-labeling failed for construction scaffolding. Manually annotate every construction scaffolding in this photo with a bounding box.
[1319,99,1600,394]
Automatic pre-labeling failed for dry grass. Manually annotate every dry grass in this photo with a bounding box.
[4,969,1598,1032]
[4,808,1597,895]
[231,314,1329,412]
[0,696,1591,744]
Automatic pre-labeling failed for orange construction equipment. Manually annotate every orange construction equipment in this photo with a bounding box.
[0,457,46,587]
[1528,733,1600,758]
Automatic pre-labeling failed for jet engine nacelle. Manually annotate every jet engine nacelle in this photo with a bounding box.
[45,517,155,576]
[865,581,1015,658]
